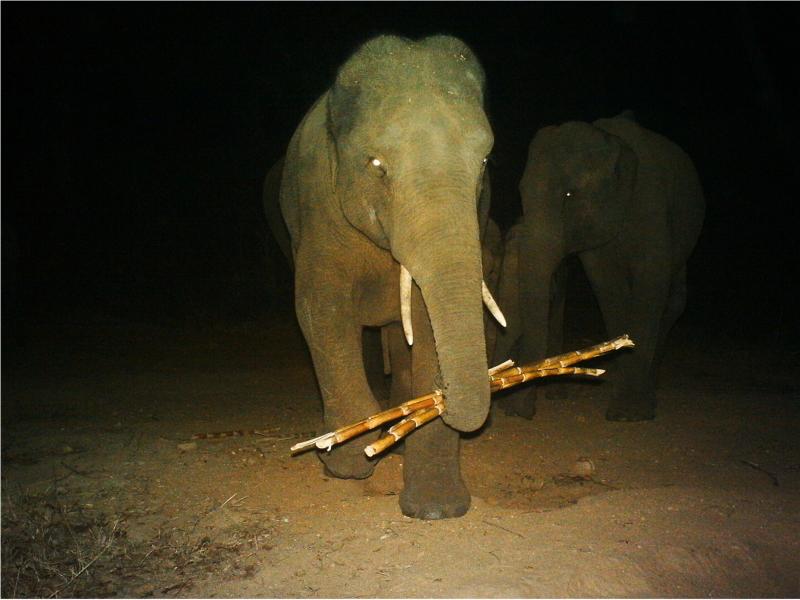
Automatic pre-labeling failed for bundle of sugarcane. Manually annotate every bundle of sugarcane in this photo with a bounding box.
[290,334,633,458]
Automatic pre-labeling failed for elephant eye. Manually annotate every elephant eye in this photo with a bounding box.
[565,190,574,199]
[368,157,387,177]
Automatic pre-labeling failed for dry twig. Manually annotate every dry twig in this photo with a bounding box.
[47,519,120,598]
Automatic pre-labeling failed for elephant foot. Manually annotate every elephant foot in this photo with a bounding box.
[399,479,470,520]
[318,444,376,480]
[605,406,655,422]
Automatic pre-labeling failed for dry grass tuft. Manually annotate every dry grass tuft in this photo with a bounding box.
[1,488,271,598]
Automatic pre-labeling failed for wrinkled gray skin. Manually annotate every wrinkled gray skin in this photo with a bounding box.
[278,35,495,519]
[495,113,705,421]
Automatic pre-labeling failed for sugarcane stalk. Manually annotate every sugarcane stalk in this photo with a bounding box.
[290,392,442,453]
[490,334,633,380]
[487,359,515,376]
[291,335,633,456]
[364,404,445,457]
[490,366,605,392]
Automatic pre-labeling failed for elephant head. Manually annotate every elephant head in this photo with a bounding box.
[520,121,638,260]
[325,35,502,432]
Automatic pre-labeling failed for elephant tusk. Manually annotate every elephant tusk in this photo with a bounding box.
[400,264,414,346]
[482,280,507,327]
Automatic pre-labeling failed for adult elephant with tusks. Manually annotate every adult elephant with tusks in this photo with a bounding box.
[496,112,705,422]
[280,35,506,519]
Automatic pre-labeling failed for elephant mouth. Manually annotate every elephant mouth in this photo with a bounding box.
[397,263,506,347]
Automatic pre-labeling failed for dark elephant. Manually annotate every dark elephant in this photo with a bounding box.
[278,35,506,519]
[496,112,705,421]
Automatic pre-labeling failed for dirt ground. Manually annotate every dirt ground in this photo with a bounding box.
[2,304,799,598]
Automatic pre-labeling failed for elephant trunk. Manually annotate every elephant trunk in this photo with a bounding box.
[519,227,564,363]
[393,199,490,433]
[417,259,490,432]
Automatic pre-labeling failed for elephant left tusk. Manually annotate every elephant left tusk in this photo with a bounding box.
[400,264,414,346]
[482,280,507,328]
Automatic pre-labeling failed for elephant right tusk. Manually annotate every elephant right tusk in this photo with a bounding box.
[482,280,507,327]
[400,264,414,346]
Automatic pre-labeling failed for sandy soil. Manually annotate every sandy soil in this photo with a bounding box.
[2,307,799,598]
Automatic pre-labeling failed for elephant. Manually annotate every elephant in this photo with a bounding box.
[494,112,705,422]
[277,35,506,519]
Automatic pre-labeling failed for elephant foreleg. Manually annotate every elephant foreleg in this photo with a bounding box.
[581,250,669,421]
[295,287,382,479]
[507,248,558,419]
[542,261,569,400]
[399,283,469,519]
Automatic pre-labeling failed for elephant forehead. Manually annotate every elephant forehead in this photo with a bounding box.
[373,101,491,150]
[341,42,483,97]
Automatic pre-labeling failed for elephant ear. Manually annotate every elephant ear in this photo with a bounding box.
[477,166,492,241]
[325,83,359,187]
[325,36,410,183]
[327,82,360,141]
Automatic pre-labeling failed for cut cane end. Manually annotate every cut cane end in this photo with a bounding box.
[488,359,514,376]
[313,434,337,451]
[615,335,635,348]
[291,432,335,453]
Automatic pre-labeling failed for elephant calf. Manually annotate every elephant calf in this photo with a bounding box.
[495,112,705,421]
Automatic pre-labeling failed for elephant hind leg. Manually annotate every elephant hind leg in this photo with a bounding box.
[651,266,688,386]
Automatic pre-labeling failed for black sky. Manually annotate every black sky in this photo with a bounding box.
[3,3,798,343]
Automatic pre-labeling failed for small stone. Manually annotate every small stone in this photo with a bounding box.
[177,442,197,452]
[570,457,595,478]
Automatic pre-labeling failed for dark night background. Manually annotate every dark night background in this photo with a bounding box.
[3,2,799,353]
